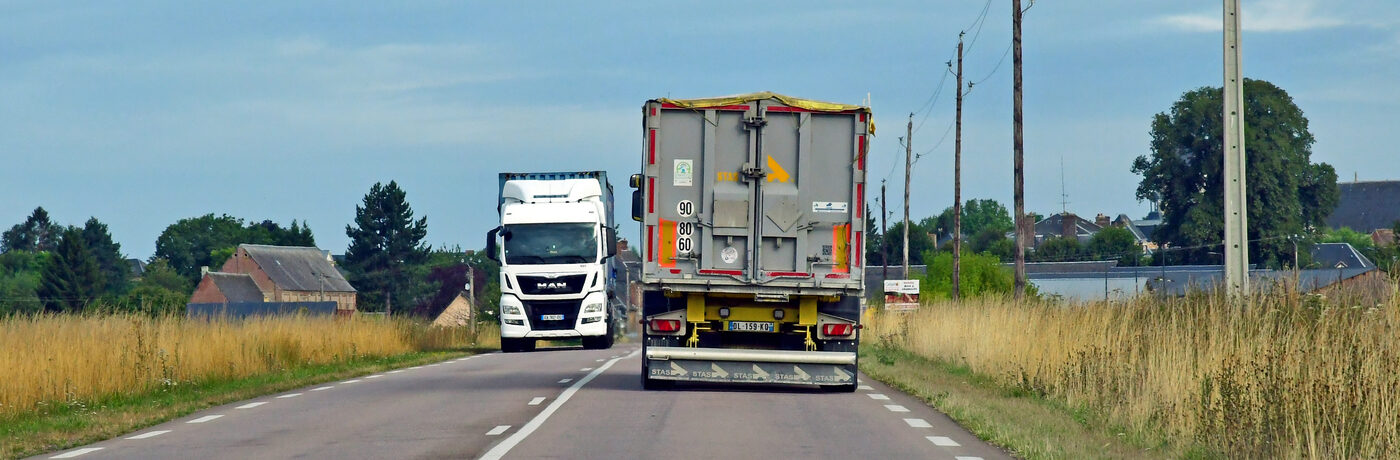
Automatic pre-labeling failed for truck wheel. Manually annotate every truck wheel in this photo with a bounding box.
[582,334,612,349]
[823,382,858,393]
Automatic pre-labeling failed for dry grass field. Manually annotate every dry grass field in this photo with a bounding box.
[865,280,1400,458]
[0,314,493,419]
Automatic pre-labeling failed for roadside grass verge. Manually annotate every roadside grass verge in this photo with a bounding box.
[860,343,1181,460]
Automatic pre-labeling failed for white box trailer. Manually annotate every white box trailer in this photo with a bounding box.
[628,92,870,391]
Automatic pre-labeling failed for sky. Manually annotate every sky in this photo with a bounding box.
[3,0,1398,260]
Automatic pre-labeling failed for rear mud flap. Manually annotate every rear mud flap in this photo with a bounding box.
[648,359,856,386]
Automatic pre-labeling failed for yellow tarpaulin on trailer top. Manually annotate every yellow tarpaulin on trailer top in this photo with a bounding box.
[656,92,875,135]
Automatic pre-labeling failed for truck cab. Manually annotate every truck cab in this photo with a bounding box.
[487,172,619,352]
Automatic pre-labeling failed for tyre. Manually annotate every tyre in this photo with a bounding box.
[502,337,536,353]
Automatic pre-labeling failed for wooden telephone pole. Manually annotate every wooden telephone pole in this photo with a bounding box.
[903,115,913,280]
[881,180,889,281]
[952,36,965,301]
[1012,0,1028,299]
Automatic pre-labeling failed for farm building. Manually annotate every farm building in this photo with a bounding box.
[191,244,357,314]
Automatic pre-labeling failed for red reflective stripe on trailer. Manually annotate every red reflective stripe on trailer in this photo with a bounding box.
[857,135,866,170]
[855,231,862,267]
[646,225,654,262]
[765,106,863,114]
[660,103,751,111]
[669,269,682,274]
[650,107,657,116]
[648,129,657,165]
[860,113,867,122]
[825,273,851,279]
[648,177,655,213]
[767,272,812,278]
[856,184,864,218]
[698,269,744,276]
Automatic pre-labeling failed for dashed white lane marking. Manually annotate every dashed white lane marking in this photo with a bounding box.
[610,355,619,358]
[904,418,932,428]
[558,378,572,384]
[388,370,404,374]
[409,366,423,370]
[528,397,546,406]
[955,457,984,460]
[126,430,171,440]
[486,425,511,436]
[481,348,641,460]
[927,436,961,447]
[884,404,909,412]
[187,415,224,424]
[276,393,302,399]
[50,447,103,458]
[867,393,890,400]
[858,385,873,391]
[427,363,441,367]
[595,358,605,362]
[366,374,384,379]
[343,379,362,384]
[236,402,267,409]
[311,386,333,391]
[579,368,593,372]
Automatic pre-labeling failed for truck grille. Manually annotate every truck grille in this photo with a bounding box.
[517,274,588,295]
[523,299,581,331]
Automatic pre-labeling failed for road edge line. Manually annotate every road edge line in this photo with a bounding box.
[479,348,640,460]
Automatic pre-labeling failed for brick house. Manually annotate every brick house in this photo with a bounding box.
[192,244,357,313]
[190,272,267,304]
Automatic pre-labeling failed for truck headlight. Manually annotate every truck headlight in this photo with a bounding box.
[583,302,604,314]
[503,305,523,316]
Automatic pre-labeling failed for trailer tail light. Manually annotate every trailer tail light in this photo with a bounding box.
[822,323,855,337]
[650,319,681,333]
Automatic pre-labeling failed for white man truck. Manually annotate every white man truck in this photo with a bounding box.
[487,171,620,352]
[630,93,869,391]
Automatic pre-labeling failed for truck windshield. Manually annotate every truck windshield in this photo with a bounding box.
[502,223,598,265]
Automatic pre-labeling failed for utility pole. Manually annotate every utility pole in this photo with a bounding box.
[881,180,889,281]
[1012,0,1028,299]
[467,264,477,336]
[903,114,912,280]
[1222,0,1250,298]
[952,36,965,301]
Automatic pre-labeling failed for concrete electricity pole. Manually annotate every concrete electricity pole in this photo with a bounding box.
[952,37,965,301]
[903,114,913,280]
[1222,0,1250,297]
[1012,0,1028,299]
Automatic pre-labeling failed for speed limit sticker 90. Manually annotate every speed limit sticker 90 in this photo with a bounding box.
[675,200,696,255]
[676,200,694,217]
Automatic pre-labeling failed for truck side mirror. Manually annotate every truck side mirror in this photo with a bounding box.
[485,227,500,262]
[629,174,642,188]
[604,227,618,258]
[631,189,643,222]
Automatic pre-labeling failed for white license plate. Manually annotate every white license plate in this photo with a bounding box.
[727,321,774,332]
[540,314,565,321]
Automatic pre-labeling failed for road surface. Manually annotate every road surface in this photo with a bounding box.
[39,344,1011,460]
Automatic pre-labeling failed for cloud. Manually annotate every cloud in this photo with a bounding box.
[1156,0,1346,33]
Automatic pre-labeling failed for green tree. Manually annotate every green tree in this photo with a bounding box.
[920,250,1034,300]
[155,214,317,283]
[885,220,934,265]
[37,227,105,312]
[0,251,46,315]
[1132,79,1338,267]
[961,199,1013,237]
[1086,226,1144,265]
[1033,236,1082,262]
[344,181,430,315]
[81,217,129,295]
[139,258,192,294]
[2,207,62,253]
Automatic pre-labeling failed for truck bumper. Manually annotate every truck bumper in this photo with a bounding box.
[644,346,857,386]
[500,319,608,339]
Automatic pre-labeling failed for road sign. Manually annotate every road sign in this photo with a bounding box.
[884,279,920,311]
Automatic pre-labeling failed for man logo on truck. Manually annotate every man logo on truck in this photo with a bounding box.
[537,282,568,290]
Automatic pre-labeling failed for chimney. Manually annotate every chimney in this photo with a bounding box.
[200,266,210,277]
[1095,213,1110,228]
[1062,213,1077,239]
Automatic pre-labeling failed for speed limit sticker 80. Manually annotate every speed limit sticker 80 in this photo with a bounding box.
[676,200,695,255]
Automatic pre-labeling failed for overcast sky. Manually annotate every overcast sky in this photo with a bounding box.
[3,1,1397,259]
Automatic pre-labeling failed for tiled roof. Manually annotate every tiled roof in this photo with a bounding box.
[240,244,356,292]
[1326,180,1400,232]
[208,272,265,302]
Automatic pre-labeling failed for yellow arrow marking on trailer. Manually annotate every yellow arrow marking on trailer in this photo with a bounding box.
[766,155,790,183]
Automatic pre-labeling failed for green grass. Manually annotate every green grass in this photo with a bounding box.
[2,348,492,460]
[860,344,1206,460]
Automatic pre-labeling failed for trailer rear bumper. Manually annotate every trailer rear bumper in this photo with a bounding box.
[644,347,857,386]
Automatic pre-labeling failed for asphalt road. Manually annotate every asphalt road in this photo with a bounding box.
[38,344,1011,460]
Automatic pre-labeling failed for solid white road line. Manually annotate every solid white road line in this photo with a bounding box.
[904,418,932,428]
[858,385,873,391]
[276,393,302,399]
[427,363,440,367]
[187,415,224,424]
[927,436,961,447]
[867,393,890,400]
[481,348,641,460]
[236,402,267,409]
[955,457,985,460]
[366,374,384,379]
[884,404,909,412]
[388,370,404,374]
[558,378,572,384]
[50,447,102,458]
[311,386,333,391]
[486,425,511,436]
[528,397,546,406]
[343,379,362,384]
[410,366,423,369]
[126,430,171,440]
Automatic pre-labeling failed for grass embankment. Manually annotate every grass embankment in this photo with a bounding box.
[862,282,1400,459]
[1,314,499,459]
